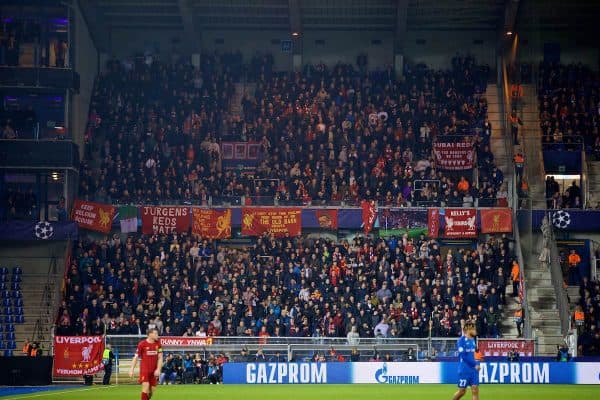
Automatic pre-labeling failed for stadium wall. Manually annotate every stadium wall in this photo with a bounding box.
[223,362,600,385]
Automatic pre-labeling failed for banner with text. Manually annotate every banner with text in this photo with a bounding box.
[53,336,105,377]
[192,208,232,239]
[141,206,190,234]
[242,207,302,237]
[433,142,475,170]
[71,200,115,234]
[223,362,600,384]
[480,208,513,233]
[160,336,213,348]
[478,339,535,357]
[443,208,477,238]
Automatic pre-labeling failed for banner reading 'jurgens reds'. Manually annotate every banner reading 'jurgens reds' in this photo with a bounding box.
[53,336,105,377]
[141,206,190,234]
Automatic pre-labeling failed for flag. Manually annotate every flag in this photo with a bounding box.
[0,221,78,241]
[361,200,377,234]
[428,208,440,238]
[119,205,138,233]
[53,336,105,377]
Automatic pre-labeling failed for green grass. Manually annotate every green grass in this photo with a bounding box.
[2,384,599,400]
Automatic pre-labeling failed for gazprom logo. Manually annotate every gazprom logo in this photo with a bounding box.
[375,363,419,384]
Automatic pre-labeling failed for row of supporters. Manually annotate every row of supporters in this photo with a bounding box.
[70,199,512,237]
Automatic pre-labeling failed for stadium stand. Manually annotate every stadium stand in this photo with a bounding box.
[58,232,515,342]
[78,55,503,208]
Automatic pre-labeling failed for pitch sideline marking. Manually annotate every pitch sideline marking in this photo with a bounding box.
[2,385,115,400]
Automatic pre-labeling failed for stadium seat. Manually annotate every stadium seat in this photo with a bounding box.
[4,349,13,357]
[0,283,6,291]
[5,332,15,341]
[0,267,7,275]
[4,315,14,324]
[2,306,11,315]
[13,298,22,307]
[6,340,16,350]
[12,266,22,275]
[0,333,3,341]
[0,323,3,332]
[11,275,21,283]
[14,315,24,324]
[2,298,10,307]
[10,282,20,291]
[11,291,22,298]
[4,324,13,332]
[0,290,9,298]
[0,276,7,283]
[13,307,23,315]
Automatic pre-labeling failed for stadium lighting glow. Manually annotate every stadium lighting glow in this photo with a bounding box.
[506,31,513,36]
[292,32,300,36]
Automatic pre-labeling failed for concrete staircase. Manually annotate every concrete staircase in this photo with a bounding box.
[485,84,511,177]
[519,231,563,355]
[585,159,600,208]
[518,84,546,208]
[498,281,521,338]
[231,81,257,119]
[0,242,66,355]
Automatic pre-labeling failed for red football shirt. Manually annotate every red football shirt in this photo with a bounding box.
[135,338,162,372]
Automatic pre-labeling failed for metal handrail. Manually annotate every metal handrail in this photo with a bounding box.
[546,212,571,336]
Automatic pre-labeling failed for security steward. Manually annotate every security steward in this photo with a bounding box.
[102,344,115,385]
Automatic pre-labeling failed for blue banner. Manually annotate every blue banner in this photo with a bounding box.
[525,209,600,232]
[0,220,78,241]
[223,362,600,385]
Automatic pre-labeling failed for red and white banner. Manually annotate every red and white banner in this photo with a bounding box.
[241,207,302,237]
[71,200,115,234]
[192,208,231,239]
[444,208,477,238]
[160,336,213,348]
[480,208,513,233]
[433,142,475,170]
[53,336,105,377]
[361,200,377,234]
[427,208,440,238]
[478,339,535,357]
[141,206,190,234]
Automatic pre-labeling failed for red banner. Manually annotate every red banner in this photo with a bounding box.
[444,208,477,238]
[192,208,231,239]
[480,208,513,233]
[241,207,301,237]
[361,200,377,234]
[160,336,213,348]
[427,208,440,238]
[433,141,475,170]
[71,200,115,234]
[315,209,338,229]
[53,336,105,377]
[141,206,190,234]
[478,339,535,357]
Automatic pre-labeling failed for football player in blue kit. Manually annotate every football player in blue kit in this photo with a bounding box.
[452,321,480,400]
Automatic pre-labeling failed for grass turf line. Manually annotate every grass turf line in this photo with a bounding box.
[2,384,599,400]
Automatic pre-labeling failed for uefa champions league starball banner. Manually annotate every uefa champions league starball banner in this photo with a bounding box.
[223,362,600,385]
[524,209,600,232]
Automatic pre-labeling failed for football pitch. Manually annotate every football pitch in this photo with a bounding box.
[1,384,599,400]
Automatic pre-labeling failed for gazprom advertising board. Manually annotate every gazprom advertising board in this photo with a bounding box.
[223,362,600,385]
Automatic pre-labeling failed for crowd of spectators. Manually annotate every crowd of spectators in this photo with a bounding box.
[78,53,505,207]
[57,231,516,342]
[574,276,600,356]
[538,62,599,156]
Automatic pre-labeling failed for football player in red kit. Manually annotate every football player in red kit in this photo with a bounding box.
[129,328,163,400]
